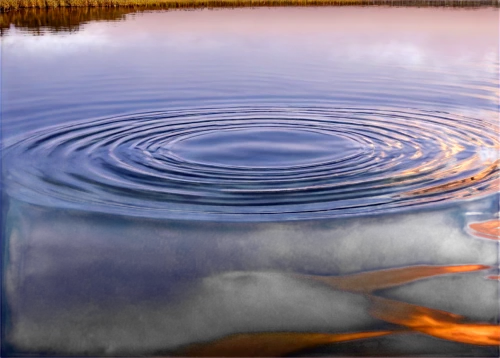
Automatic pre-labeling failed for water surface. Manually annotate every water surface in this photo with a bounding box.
[2,7,499,221]
[1,6,499,356]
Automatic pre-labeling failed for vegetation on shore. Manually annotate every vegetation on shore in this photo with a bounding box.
[1,0,497,35]
[1,0,498,11]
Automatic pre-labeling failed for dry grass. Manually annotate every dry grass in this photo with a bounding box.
[0,6,135,31]
[1,0,498,11]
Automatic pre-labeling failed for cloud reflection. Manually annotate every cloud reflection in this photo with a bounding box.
[177,264,498,356]
[3,27,110,55]
[341,41,425,69]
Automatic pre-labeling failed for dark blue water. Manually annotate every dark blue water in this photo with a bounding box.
[1,6,499,356]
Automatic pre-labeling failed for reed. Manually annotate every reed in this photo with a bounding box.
[1,1,497,35]
[0,6,134,32]
[1,0,498,11]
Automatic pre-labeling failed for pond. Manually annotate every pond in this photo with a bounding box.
[1,6,499,356]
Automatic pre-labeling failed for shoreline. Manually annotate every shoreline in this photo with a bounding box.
[1,0,498,11]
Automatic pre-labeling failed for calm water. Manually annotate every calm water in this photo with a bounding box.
[1,7,499,356]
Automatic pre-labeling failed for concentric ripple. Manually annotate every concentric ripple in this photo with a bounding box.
[3,107,499,221]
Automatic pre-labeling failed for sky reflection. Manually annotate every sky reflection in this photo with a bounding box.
[3,8,498,141]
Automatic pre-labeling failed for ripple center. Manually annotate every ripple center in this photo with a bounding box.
[166,127,363,168]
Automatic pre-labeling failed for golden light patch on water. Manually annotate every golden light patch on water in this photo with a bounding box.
[300,264,489,294]
[469,220,500,240]
[370,296,461,322]
[177,330,394,357]
[398,159,500,197]
[422,323,500,345]
[370,296,500,346]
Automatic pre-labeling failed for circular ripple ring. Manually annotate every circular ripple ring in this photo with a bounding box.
[3,106,499,221]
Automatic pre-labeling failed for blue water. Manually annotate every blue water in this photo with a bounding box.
[1,6,499,356]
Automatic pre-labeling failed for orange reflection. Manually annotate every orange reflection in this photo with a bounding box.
[300,264,489,294]
[469,220,500,240]
[370,296,500,346]
[397,159,500,197]
[416,324,500,346]
[487,275,500,280]
[176,264,494,355]
[178,330,394,357]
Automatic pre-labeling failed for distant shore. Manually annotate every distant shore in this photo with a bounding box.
[1,0,498,11]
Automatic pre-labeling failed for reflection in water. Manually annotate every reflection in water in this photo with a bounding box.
[1,6,499,357]
[3,107,499,221]
[300,264,490,294]
[1,2,497,30]
[0,7,137,35]
[177,264,497,356]
[370,296,500,346]
[3,8,498,135]
[468,219,500,240]
[179,331,395,357]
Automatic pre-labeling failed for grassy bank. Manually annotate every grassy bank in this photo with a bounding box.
[1,0,498,11]
[0,7,134,32]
